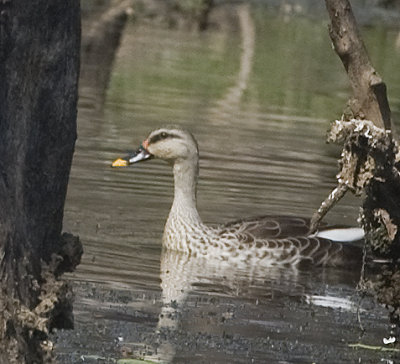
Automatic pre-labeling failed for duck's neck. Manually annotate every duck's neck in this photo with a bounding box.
[163,156,204,251]
[172,156,201,221]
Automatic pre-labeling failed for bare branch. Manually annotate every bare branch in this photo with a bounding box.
[310,184,349,233]
[325,0,392,130]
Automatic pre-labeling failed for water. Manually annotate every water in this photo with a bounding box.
[55,4,400,363]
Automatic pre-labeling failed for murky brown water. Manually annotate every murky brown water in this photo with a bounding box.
[54,4,400,363]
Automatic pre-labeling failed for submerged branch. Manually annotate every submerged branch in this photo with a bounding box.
[348,343,400,352]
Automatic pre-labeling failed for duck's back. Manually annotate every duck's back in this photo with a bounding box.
[222,215,321,239]
[220,215,363,268]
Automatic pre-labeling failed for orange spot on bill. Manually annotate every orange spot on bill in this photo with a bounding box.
[142,139,149,149]
[112,158,128,167]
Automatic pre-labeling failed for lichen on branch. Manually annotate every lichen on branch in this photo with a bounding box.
[310,118,398,234]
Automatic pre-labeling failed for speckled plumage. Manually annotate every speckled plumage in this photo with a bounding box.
[115,127,362,268]
[163,209,353,267]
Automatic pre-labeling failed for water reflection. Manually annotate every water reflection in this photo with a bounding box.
[57,3,400,363]
[158,248,302,328]
[151,247,369,363]
[155,249,294,362]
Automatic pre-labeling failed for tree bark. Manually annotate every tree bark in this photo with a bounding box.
[311,0,395,231]
[325,0,392,130]
[318,0,400,334]
[0,1,82,362]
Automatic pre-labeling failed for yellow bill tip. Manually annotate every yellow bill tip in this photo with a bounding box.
[111,158,128,167]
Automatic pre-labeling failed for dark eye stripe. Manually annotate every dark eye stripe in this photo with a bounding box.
[149,132,180,145]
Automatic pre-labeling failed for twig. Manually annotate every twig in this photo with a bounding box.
[310,184,349,233]
[348,343,400,352]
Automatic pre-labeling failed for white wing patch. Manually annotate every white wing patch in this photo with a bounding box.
[315,228,364,242]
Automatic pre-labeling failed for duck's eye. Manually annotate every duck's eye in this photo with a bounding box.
[149,131,179,145]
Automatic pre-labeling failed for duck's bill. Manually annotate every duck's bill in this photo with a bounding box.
[111,146,153,167]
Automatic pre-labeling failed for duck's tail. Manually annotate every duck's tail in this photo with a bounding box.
[314,227,364,243]
[298,227,364,269]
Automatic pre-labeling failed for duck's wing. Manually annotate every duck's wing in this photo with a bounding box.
[220,216,362,267]
[221,215,326,240]
[218,231,361,268]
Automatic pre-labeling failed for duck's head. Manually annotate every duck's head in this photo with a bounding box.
[112,127,198,167]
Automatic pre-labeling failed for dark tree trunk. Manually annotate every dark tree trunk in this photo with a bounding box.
[0,1,82,362]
